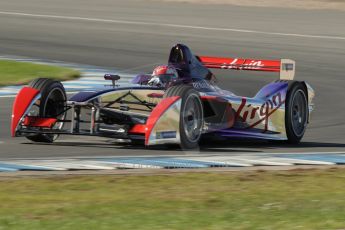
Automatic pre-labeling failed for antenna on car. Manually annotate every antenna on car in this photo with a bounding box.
[104,74,121,88]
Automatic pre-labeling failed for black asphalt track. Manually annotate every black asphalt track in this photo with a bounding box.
[0,0,344,158]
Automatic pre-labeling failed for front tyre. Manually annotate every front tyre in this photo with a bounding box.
[26,78,67,143]
[164,85,204,149]
[285,82,308,144]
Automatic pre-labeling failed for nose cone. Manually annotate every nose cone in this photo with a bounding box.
[11,87,40,137]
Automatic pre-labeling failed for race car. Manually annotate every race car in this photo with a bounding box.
[11,44,315,149]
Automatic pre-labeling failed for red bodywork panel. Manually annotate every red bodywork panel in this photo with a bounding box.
[128,124,147,134]
[23,117,57,128]
[145,96,180,145]
[11,87,40,137]
[198,56,281,72]
[147,93,164,98]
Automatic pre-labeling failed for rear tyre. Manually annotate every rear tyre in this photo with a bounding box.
[164,85,204,150]
[285,82,308,144]
[26,78,67,143]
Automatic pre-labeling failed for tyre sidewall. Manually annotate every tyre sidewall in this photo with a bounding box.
[285,82,308,144]
[26,78,66,143]
[164,85,204,149]
[175,86,203,149]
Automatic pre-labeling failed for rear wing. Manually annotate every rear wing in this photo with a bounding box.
[197,56,295,80]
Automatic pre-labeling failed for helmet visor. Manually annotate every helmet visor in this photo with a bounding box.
[153,74,177,83]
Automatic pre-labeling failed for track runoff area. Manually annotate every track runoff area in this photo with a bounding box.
[1,152,345,173]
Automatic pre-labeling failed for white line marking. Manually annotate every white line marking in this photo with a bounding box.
[0,95,15,98]
[181,157,252,167]
[0,11,344,40]
[11,160,116,170]
[224,157,294,166]
[262,157,335,165]
[95,161,163,169]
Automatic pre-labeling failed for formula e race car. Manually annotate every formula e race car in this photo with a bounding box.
[11,44,315,149]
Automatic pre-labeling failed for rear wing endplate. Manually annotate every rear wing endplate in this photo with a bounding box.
[197,56,295,80]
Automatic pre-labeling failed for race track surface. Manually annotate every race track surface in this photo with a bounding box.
[0,0,344,158]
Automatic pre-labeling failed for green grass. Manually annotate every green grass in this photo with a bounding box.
[1,168,345,230]
[0,60,80,86]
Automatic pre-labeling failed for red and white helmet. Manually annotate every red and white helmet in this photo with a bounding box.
[152,65,178,79]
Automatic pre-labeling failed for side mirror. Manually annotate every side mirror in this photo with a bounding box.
[104,74,121,87]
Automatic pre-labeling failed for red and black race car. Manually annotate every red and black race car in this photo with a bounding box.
[11,44,314,149]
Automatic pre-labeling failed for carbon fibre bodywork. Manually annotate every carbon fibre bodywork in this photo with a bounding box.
[11,44,315,147]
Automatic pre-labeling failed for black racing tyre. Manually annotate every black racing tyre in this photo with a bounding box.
[164,85,204,149]
[26,78,67,143]
[285,82,308,144]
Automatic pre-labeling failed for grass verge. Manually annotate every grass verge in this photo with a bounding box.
[0,60,80,86]
[1,168,345,229]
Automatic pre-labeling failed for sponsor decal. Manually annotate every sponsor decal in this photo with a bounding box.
[156,131,177,139]
[192,80,210,89]
[220,58,265,70]
[235,92,285,131]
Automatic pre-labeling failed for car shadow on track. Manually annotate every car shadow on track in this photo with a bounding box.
[199,140,345,152]
[23,141,261,153]
[22,140,345,153]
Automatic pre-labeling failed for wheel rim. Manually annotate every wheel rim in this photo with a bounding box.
[182,94,203,143]
[43,87,66,131]
[290,89,307,137]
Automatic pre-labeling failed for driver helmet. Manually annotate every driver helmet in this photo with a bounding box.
[152,65,179,80]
